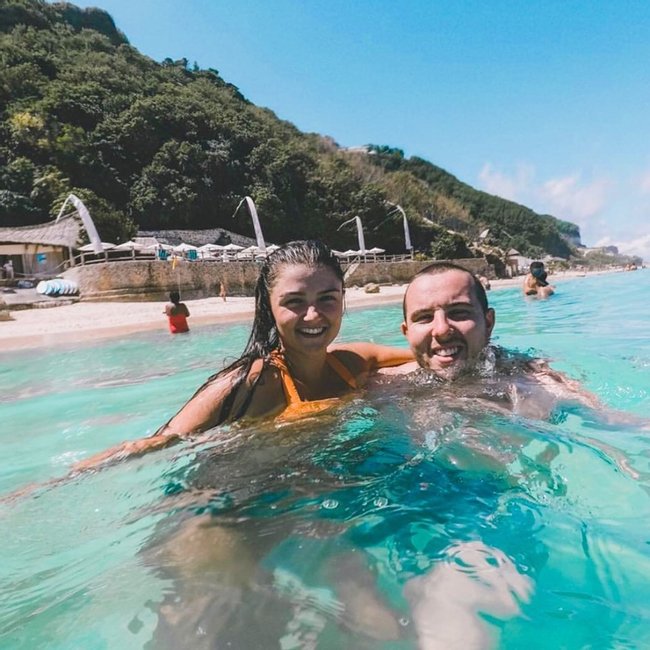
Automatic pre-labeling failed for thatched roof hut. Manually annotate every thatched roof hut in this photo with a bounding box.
[0,215,82,277]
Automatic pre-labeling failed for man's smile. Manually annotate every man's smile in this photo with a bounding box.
[432,344,462,358]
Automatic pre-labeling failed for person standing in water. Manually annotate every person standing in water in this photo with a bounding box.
[523,261,554,297]
[164,291,190,334]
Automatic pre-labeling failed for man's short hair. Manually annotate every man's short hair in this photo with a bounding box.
[402,262,490,319]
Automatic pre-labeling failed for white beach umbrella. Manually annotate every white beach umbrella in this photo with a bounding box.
[78,242,115,252]
[342,249,359,257]
[173,242,199,252]
[198,244,224,252]
[146,242,173,251]
[113,241,144,251]
[367,247,385,254]
[266,244,280,253]
[222,243,244,251]
[113,240,145,259]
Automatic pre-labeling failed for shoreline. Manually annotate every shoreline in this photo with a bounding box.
[0,269,621,352]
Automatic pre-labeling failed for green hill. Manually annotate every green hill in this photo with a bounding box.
[1,0,580,258]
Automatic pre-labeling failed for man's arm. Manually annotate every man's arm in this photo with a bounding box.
[526,358,648,430]
[329,342,414,371]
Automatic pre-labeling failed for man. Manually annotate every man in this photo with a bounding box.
[523,261,554,297]
[376,263,544,648]
[375,261,650,453]
[377,263,647,648]
[380,261,616,420]
[396,262,495,381]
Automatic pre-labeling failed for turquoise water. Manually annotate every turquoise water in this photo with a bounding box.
[0,270,649,649]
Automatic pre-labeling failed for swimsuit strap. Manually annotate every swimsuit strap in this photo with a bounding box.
[268,350,358,405]
[267,350,360,424]
[268,350,302,405]
[326,353,358,389]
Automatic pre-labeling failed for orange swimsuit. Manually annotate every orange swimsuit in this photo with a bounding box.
[268,351,358,422]
[168,312,189,333]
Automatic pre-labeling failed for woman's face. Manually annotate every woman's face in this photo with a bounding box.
[270,264,344,356]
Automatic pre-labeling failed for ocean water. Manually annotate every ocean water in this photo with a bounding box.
[0,270,648,649]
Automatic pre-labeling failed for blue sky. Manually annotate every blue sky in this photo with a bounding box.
[73,0,650,259]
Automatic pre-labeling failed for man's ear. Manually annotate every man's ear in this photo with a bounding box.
[485,308,496,338]
[401,321,408,337]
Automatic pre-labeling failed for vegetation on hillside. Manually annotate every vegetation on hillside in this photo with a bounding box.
[1,0,582,260]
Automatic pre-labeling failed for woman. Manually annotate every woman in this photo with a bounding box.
[74,240,412,469]
[164,291,190,333]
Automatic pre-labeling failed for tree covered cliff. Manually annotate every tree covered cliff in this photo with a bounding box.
[1,0,580,257]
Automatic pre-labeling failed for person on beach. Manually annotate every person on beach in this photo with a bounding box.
[219,281,227,302]
[3,259,14,280]
[164,291,190,334]
[74,240,413,469]
[523,261,554,297]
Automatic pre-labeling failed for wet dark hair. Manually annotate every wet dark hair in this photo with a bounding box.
[402,261,489,320]
[183,240,344,425]
[169,291,181,304]
[529,261,548,284]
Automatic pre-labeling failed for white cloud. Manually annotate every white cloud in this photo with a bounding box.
[476,163,614,235]
[637,169,650,194]
[478,162,533,202]
[537,174,611,223]
[475,163,650,251]
[595,233,650,261]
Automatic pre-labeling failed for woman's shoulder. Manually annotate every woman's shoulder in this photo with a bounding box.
[164,359,285,433]
[327,345,371,376]
[236,357,286,419]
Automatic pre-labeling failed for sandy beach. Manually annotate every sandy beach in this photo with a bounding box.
[0,270,618,352]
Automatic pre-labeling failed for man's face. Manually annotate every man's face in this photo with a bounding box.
[401,270,495,380]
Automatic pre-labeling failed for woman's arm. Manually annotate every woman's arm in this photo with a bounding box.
[522,275,536,293]
[71,370,245,472]
[71,431,182,471]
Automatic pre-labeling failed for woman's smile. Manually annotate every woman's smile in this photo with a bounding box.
[270,263,344,354]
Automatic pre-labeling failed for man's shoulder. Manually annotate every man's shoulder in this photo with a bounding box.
[490,346,539,374]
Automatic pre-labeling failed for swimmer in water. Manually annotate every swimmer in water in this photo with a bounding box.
[378,261,602,419]
[164,290,190,333]
[73,240,413,470]
[374,261,646,494]
[523,261,555,298]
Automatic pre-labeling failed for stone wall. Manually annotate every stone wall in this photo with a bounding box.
[64,257,491,301]
[343,258,490,286]
[65,260,262,301]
